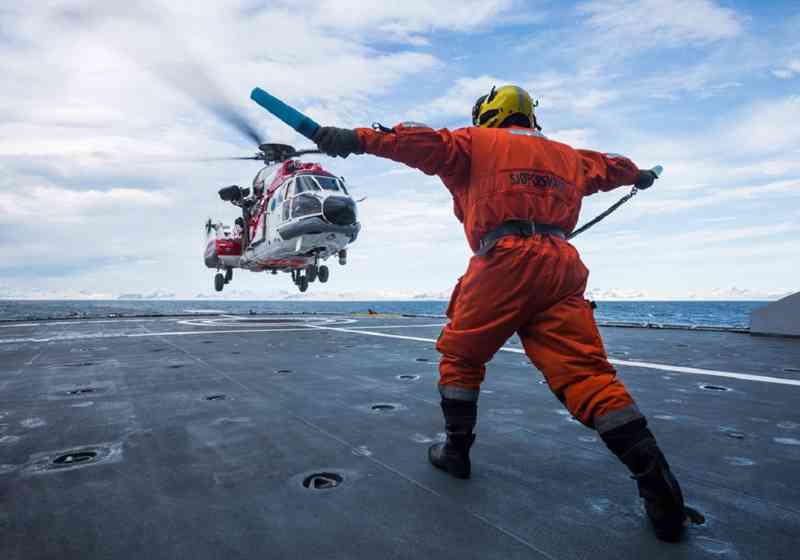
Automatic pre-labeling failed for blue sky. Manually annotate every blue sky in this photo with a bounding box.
[0,1,798,299]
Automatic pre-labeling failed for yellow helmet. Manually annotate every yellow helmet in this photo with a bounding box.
[471,84,539,129]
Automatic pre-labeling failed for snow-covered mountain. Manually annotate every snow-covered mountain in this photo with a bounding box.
[0,286,792,301]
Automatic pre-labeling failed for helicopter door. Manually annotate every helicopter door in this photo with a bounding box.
[266,181,288,242]
[282,179,294,222]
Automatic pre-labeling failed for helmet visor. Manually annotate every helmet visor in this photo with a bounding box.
[471,94,487,126]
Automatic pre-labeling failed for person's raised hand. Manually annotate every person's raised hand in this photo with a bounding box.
[313,127,363,158]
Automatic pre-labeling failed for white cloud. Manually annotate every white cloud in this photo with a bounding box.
[630,178,800,216]
[409,74,502,122]
[548,128,594,147]
[729,95,800,156]
[0,1,797,300]
[578,0,743,46]
[411,72,622,124]
[772,59,800,79]
[0,186,170,224]
[282,0,517,41]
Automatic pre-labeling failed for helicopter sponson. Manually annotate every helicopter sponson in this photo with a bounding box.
[205,154,360,293]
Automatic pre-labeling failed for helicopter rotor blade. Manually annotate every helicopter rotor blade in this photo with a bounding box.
[188,156,263,162]
[133,155,264,165]
[204,101,264,146]
[154,59,265,147]
[291,149,323,157]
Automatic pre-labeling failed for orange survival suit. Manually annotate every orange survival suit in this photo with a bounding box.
[355,123,644,433]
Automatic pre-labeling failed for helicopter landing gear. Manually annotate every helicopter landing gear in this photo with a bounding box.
[214,273,225,292]
[291,269,310,293]
[224,267,233,284]
[305,264,318,283]
[318,265,330,283]
[338,249,347,266]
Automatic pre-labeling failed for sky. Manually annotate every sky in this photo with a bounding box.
[0,0,798,300]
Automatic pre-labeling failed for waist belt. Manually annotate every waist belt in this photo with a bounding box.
[476,220,566,256]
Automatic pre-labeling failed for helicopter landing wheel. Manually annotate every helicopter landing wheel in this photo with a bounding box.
[298,275,309,293]
[214,273,225,292]
[306,265,318,283]
[224,267,233,284]
[318,265,330,283]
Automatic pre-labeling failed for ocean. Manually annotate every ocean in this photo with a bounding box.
[0,299,769,329]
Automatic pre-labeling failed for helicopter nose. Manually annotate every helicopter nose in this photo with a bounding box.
[323,196,356,226]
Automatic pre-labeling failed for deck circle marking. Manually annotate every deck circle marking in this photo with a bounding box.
[176,316,357,329]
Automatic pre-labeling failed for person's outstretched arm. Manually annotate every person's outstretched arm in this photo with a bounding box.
[577,149,652,196]
[314,124,471,188]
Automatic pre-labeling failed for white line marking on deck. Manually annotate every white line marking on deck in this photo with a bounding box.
[0,318,176,328]
[0,328,319,344]
[345,323,446,330]
[308,324,800,388]
[24,353,41,366]
[4,319,798,388]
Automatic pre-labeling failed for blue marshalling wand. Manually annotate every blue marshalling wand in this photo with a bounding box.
[250,87,320,141]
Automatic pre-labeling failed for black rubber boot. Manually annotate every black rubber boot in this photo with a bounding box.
[428,398,477,479]
[622,438,689,542]
[602,419,692,542]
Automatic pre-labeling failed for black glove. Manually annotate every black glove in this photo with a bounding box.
[314,127,363,158]
[634,169,657,190]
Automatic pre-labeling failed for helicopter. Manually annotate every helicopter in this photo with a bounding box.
[204,142,360,293]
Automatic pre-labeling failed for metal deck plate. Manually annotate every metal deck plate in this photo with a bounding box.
[2,315,799,559]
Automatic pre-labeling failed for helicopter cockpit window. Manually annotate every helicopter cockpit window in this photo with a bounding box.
[295,175,320,193]
[314,176,342,192]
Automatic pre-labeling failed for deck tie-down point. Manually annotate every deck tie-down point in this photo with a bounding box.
[371,403,397,412]
[396,374,420,381]
[66,388,95,395]
[204,394,227,401]
[302,472,343,490]
[53,451,97,466]
[700,384,731,392]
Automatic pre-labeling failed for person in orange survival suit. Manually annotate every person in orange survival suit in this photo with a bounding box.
[314,85,697,542]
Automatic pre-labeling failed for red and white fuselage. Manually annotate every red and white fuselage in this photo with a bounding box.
[204,158,359,287]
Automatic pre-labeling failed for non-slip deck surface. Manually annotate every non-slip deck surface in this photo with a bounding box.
[1,315,799,559]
